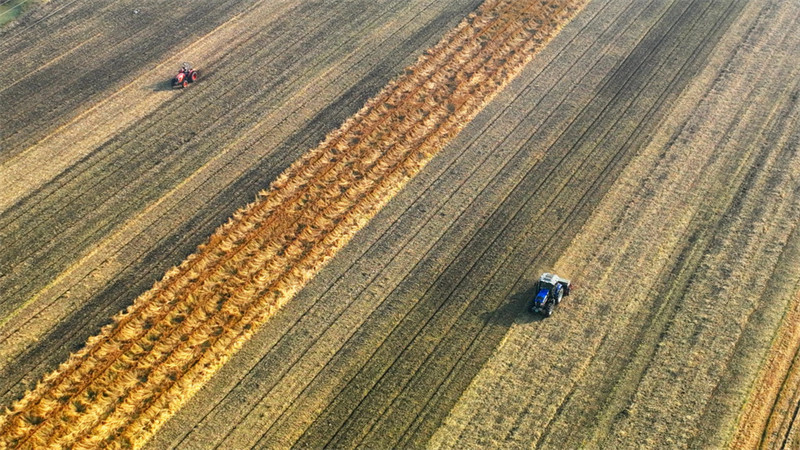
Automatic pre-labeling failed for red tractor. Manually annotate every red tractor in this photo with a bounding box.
[172,62,199,88]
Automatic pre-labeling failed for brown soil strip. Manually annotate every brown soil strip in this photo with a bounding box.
[0,0,587,447]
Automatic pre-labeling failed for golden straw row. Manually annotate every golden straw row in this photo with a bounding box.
[0,0,588,447]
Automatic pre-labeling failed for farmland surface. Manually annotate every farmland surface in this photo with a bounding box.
[2,0,800,448]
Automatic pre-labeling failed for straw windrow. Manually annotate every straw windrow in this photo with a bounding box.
[0,0,588,447]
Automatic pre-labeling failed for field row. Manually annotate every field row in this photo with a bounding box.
[0,0,589,447]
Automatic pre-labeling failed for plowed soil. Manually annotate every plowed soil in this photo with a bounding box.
[1,0,799,448]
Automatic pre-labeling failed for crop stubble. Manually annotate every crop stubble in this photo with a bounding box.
[4,0,796,446]
[0,0,588,447]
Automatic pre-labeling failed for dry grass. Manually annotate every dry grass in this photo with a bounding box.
[0,0,587,447]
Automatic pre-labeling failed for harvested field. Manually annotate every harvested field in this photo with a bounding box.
[2,0,800,448]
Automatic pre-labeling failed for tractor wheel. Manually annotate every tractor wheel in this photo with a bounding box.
[182,80,189,88]
[544,302,554,317]
[556,290,563,305]
[191,71,198,81]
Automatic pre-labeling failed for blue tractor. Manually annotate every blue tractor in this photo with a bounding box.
[530,273,571,317]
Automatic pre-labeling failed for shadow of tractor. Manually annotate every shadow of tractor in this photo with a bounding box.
[480,285,545,329]
[510,285,547,324]
[151,79,174,92]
